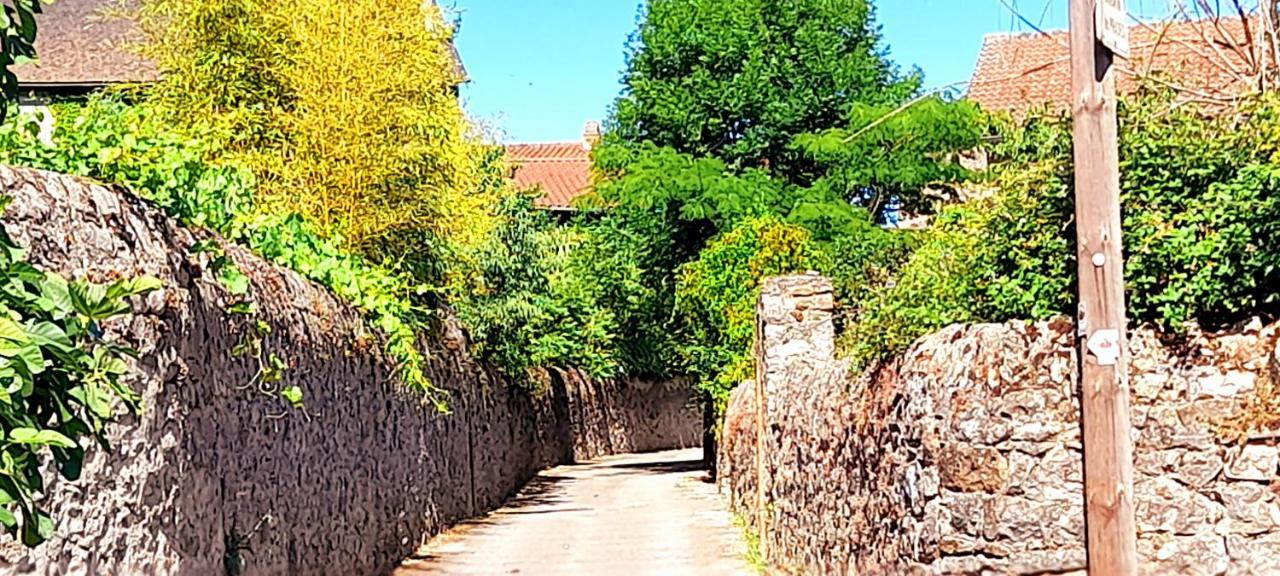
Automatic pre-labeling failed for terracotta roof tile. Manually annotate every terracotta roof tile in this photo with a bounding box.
[507,142,593,210]
[969,18,1254,116]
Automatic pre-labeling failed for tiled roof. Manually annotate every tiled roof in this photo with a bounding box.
[11,0,465,89]
[969,18,1254,116]
[14,0,157,87]
[507,142,594,210]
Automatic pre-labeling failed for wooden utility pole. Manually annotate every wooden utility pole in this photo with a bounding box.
[1069,0,1137,574]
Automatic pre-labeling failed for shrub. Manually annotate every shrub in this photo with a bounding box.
[675,217,828,405]
[139,0,505,263]
[842,208,987,366]
[844,93,1280,365]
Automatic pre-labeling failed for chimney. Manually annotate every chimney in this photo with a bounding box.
[582,121,602,151]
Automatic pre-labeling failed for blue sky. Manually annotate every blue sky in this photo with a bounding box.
[449,1,1174,143]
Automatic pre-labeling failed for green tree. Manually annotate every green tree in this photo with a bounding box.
[610,0,918,180]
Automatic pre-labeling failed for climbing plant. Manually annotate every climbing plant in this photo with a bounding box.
[0,99,444,409]
[0,198,159,546]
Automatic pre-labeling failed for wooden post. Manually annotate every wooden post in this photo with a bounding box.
[1069,0,1137,574]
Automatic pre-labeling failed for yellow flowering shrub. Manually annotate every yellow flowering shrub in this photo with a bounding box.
[139,0,505,261]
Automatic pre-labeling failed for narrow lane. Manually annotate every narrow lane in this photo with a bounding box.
[394,449,754,576]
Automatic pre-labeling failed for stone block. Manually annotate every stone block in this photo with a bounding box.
[1225,445,1279,482]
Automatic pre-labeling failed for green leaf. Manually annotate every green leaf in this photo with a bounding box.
[20,510,54,547]
[227,300,257,315]
[38,273,72,315]
[106,276,162,300]
[0,318,27,344]
[0,507,15,530]
[9,428,75,448]
[218,266,251,296]
[54,446,85,481]
[281,385,304,409]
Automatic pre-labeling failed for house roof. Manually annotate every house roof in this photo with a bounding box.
[969,18,1254,116]
[11,0,465,90]
[507,142,593,211]
[507,122,601,211]
[14,0,157,88]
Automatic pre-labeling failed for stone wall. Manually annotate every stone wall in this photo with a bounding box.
[719,274,1280,575]
[0,166,700,575]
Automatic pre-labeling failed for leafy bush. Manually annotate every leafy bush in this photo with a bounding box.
[845,93,1280,365]
[0,99,443,407]
[675,217,827,405]
[842,208,987,366]
[0,205,158,545]
[453,194,678,382]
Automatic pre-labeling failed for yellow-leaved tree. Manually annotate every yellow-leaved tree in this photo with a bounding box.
[138,0,506,268]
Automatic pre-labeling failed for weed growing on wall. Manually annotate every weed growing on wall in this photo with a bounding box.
[0,100,445,409]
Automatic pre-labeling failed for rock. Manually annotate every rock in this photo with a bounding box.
[1225,532,1280,574]
[939,445,1009,493]
[1217,483,1280,535]
[1225,446,1279,482]
[1147,532,1229,576]
[1136,476,1223,535]
[1195,371,1256,400]
[1177,450,1226,488]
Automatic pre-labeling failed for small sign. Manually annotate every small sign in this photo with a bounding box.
[1087,329,1122,366]
[1096,0,1131,57]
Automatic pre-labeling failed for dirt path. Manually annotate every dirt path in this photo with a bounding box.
[394,449,755,576]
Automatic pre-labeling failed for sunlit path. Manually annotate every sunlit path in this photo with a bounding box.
[394,449,753,576]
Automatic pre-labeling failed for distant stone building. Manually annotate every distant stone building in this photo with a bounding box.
[506,122,601,212]
[968,18,1256,116]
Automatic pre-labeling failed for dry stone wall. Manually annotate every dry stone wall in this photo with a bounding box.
[0,166,700,575]
[720,274,1280,575]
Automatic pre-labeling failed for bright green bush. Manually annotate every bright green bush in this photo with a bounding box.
[452,194,679,382]
[675,217,828,405]
[842,208,986,366]
[0,203,158,546]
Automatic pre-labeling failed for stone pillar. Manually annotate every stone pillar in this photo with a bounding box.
[753,273,836,560]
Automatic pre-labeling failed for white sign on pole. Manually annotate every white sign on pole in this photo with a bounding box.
[1096,0,1131,57]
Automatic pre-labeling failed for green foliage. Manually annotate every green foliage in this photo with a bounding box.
[842,208,986,366]
[140,0,505,261]
[0,0,42,123]
[0,98,444,408]
[675,217,827,404]
[453,194,678,382]
[1120,97,1280,328]
[0,202,159,546]
[846,93,1280,365]
[612,0,917,179]
[795,98,987,220]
